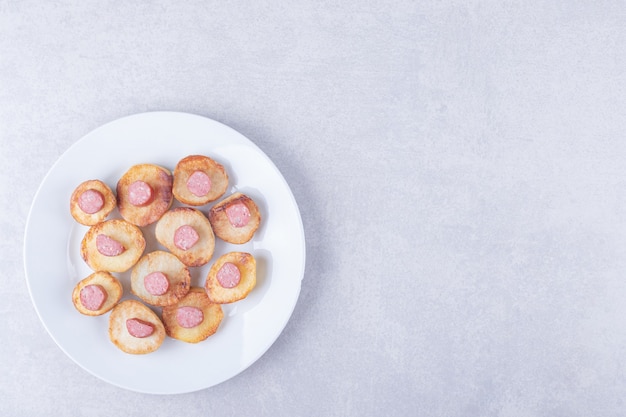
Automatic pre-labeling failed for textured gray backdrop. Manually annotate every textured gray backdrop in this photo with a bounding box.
[2,1,626,416]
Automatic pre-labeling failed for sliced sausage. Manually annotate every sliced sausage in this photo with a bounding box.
[173,225,199,251]
[128,180,153,206]
[225,203,250,228]
[143,271,170,296]
[79,284,107,311]
[126,318,155,338]
[186,171,212,197]
[216,262,241,288]
[176,306,204,328]
[95,234,125,256]
[78,189,105,214]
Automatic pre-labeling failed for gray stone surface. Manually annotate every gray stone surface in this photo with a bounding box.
[3,1,626,415]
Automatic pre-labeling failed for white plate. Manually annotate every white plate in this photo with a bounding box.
[23,112,306,394]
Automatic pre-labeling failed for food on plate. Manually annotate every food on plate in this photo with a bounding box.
[116,164,174,226]
[162,287,223,343]
[172,155,229,206]
[208,193,261,244]
[155,207,215,267]
[108,300,166,354]
[69,151,269,352]
[81,219,146,272]
[130,250,191,306]
[70,180,116,225]
[204,252,256,304]
[71,271,123,316]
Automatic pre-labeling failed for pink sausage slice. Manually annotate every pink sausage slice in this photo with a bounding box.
[126,318,155,338]
[173,225,199,250]
[78,189,105,214]
[217,262,241,288]
[225,203,251,228]
[186,171,212,197]
[128,180,153,206]
[79,284,107,311]
[144,271,170,296]
[96,234,125,256]
[176,306,204,328]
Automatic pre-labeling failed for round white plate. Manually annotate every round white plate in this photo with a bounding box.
[23,111,306,394]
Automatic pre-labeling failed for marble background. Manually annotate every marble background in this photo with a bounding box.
[2,1,626,416]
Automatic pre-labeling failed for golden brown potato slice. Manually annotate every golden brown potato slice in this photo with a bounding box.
[108,300,166,354]
[81,219,146,272]
[70,180,117,226]
[204,252,256,304]
[154,207,215,267]
[116,164,174,226]
[208,193,261,244]
[130,250,191,307]
[162,287,223,343]
[172,155,229,206]
[71,271,123,316]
